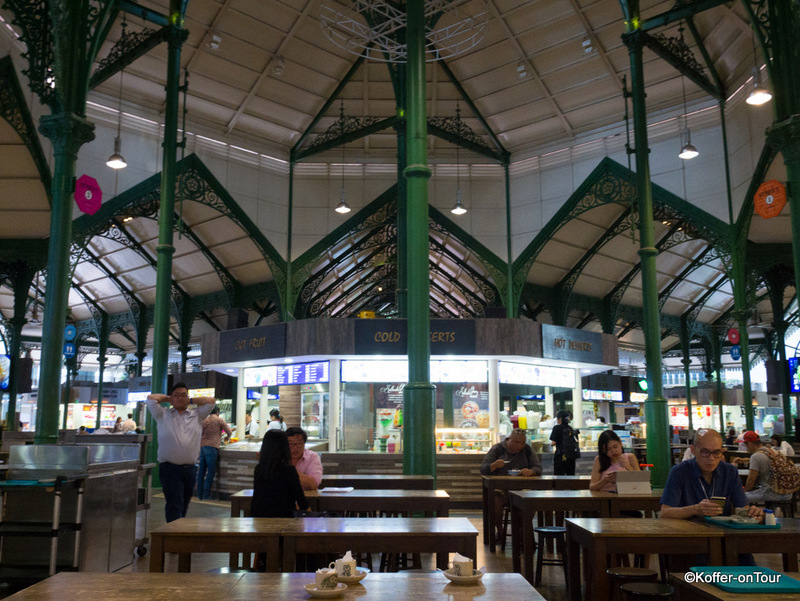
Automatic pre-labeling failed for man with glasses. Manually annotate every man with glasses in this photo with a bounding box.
[660,428,762,520]
[286,426,323,490]
[147,383,216,521]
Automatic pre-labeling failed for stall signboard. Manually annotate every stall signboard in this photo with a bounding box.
[354,319,475,355]
[582,389,622,401]
[790,358,800,393]
[243,360,330,388]
[127,391,150,402]
[218,323,286,363]
[188,387,215,398]
[497,361,575,388]
[0,355,8,390]
[542,324,603,364]
[341,359,488,383]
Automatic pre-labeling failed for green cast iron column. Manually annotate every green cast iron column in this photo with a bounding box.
[7,265,34,431]
[147,8,188,470]
[679,318,694,433]
[505,163,514,316]
[395,63,408,318]
[622,7,670,485]
[94,314,109,430]
[768,120,800,434]
[402,0,436,480]
[36,113,95,444]
[721,104,755,432]
[285,160,294,321]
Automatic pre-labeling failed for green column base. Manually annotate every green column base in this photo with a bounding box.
[643,395,671,487]
[402,382,437,483]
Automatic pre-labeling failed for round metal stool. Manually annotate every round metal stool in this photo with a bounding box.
[606,566,658,601]
[620,582,674,601]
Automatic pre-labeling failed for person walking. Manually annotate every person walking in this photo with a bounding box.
[147,383,216,522]
[197,406,232,500]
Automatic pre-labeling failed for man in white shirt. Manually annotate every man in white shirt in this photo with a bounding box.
[122,413,137,433]
[147,383,215,522]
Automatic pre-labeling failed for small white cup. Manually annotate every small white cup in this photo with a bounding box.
[315,568,338,589]
[449,558,473,576]
[329,558,357,578]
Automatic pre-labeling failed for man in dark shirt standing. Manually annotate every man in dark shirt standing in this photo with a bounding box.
[480,429,542,541]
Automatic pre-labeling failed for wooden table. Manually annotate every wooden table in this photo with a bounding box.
[670,571,800,601]
[510,490,609,582]
[1,573,245,601]
[2,571,546,601]
[321,474,435,490]
[280,517,478,571]
[593,490,663,517]
[482,475,590,550]
[565,518,724,601]
[231,488,449,517]
[705,517,800,572]
[150,517,290,573]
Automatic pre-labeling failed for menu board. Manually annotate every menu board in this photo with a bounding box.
[243,361,330,387]
[497,361,575,388]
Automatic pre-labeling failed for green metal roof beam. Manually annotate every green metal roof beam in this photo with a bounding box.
[291,55,367,156]
[293,117,398,161]
[638,0,731,32]
[120,1,170,27]
[438,59,509,161]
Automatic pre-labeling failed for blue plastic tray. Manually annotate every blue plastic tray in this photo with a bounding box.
[704,516,780,529]
[689,567,800,593]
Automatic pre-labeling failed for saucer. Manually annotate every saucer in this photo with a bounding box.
[304,583,348,598]
[336,566,369,584]
[443,569,484,585]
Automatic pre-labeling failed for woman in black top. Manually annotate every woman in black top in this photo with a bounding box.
[549,410,576,475]
[251,430,309,518]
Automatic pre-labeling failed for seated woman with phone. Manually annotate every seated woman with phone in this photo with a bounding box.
[590,430,640,492]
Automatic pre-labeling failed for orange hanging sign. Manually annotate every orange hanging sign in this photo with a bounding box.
[754,180,786,219]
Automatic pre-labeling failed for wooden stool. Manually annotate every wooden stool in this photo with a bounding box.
[607,566,658,601]
[533,526,567,586]
[765,499,795,518]
[620,582,674,601]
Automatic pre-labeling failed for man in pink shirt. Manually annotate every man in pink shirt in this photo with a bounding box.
[285,426,323,490]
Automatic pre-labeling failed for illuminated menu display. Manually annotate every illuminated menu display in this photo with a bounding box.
[497,361,575,388]
[341,360,488,383]
[243,361,330,388]
[582,389,623,402]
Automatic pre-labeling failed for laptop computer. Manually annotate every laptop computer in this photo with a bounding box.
[615,470,652,495]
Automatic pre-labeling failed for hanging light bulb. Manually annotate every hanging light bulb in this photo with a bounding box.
[107,20,128,169]
[746,30,771,106]
[334,101,351,214]
[451,105,467,216]
[451,190,467,215]
[335,187,351,214]
[106,136,127,169]
[679,136,699,160]
[677,53,698,161]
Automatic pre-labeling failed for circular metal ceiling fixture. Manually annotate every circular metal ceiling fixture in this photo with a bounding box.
[320,0,489,63]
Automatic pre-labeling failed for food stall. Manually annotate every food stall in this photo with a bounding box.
[203,318,620,505]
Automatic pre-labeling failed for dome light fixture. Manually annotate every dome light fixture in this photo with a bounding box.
[450,106,467,216]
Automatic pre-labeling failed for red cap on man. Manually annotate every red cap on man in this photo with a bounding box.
[742,431,760,443]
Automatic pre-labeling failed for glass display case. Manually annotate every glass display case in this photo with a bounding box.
[301,384,329,439]
[435,427,493,453]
